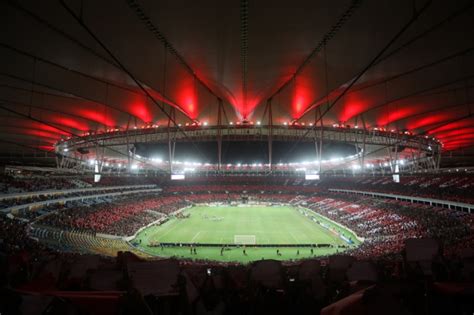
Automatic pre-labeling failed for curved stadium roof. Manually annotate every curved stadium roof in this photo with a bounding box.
[1,0,473,158]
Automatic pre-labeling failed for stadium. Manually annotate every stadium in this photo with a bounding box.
[1,0,474,314]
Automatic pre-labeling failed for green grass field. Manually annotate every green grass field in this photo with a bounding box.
[132,205,360,263]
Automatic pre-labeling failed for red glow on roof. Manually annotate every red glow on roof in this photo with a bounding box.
[406,113,459,130]
[435,128,474,139]
[289,73,319,119]
[3,127,61,140]
[292,97,306,119]
[129,100,153,123]
[36,125,69,136]
[48,117,89,131]
[231,94,260,120]
[438,134,474,143]
[427,117,474,135]
[77,109,115,127]
[36,145,54,151]
[9,120,70,136]
[338,93,371,122]
[176,81,198,119]
[442,139,474,150]
[376,107,419,126]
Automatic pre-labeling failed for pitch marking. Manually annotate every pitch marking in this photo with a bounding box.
[191,231,202,242]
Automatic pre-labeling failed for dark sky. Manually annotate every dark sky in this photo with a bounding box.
[134,141,358,164]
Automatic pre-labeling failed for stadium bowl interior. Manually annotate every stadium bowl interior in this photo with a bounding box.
[1,0,474,314]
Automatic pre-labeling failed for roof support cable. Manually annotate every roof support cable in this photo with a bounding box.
[126,0,224,103]
[282,0,433,161]
[268,0,362,101]
[60,0,207,162]
[5,0,119,68]
[240,0,249,118]
[295,45,474,122]
[0,42,185,120]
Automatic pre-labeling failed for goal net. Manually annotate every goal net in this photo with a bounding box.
[234,235,256,245]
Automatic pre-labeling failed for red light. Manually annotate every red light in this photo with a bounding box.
[129,100,152,123]
[77,109,115,126]
[428,118,474,135]
[377,107,419,126]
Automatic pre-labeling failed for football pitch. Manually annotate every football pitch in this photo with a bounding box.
[132,205,360,263]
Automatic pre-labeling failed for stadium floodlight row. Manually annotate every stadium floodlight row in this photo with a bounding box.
[55,124,442,177]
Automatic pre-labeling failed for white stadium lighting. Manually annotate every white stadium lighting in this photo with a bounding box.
[94,162,101,183]
[393,163,400,183]
[171,174,185,180]
[256,121,261,125]
[203,121,208,126]
[392,173,400,182]
[305,173,320,180]
[131,164,139,170]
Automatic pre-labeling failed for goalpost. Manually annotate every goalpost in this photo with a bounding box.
[234,235,256,245]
